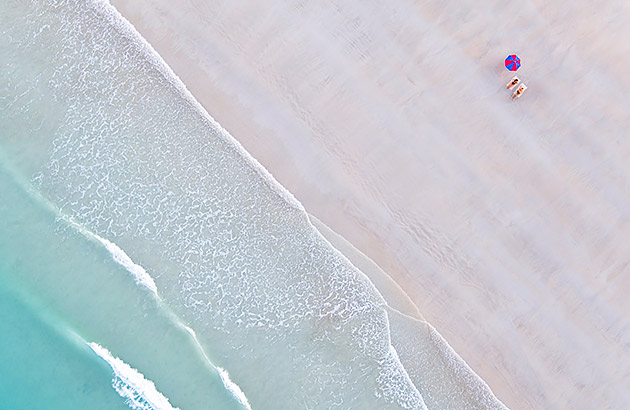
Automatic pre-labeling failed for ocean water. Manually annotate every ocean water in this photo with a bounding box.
[0,275,130,410]
[0,1,507,409]
[0,161,245,410]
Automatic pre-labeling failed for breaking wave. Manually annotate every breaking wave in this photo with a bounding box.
[87,342,180,410]
[88,232,159,297]
[182,325,253,410]
[217,367,253,410]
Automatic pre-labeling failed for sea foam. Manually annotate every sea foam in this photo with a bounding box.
[60,218,159,297]
[182,325,253,410]
[92,233,159,297]
[87,342,180,410]
[0,157,160,299]
[217,367,253,410]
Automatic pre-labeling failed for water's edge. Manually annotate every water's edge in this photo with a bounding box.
[0,0,509,408]
[308,214,509,410]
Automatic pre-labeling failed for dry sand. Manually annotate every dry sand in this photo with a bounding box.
[110,0,630,408]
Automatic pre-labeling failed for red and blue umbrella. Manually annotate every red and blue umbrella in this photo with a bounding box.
[505,54,521,71]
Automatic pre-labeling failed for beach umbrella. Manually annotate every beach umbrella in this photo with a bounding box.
[505,54,521,71]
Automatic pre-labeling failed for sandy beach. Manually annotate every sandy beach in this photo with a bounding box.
[109,0,630,408]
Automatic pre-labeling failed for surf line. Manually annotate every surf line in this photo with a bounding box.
[87,342,181,410]
[61,213,251,408]
[66,221,159,298]
[0,158,253,409]
[2,160,160,298]
[181,325,253,410]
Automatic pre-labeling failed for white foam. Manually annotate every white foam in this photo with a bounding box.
[87,342,180,410]
[92,0,305,213]
[92,233,159,297]
[217,367,253,410]
[63,219,158,297]
[182,325,253,410]
[0,167,160,299]
[0,153,158,299]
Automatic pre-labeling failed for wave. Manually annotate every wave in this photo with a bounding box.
[87,342,180,410]
[0,151,251,409]
[217,367,253,410]
[88,231,159,297]
[182,325,252,410]
[0,147,160,300]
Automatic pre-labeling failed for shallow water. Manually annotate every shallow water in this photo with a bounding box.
[0,162,244,410]
[0,278,129,410]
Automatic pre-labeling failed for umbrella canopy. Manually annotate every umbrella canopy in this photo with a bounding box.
[505,55,521,71]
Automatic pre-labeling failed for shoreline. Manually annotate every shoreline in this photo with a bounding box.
[98,1,508,406]
[101,1,508,405]
[109,1,630,409]
[308,214,423,321]
[309,213,508,409]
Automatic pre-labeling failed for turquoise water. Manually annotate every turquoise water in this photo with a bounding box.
[0,163,245,409]
[0,276,130,410]
[0,1,510,409]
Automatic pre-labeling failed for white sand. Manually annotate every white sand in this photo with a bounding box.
[110,0,630,408]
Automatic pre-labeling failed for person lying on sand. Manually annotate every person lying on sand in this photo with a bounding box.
[511,84,527,100]
[506,76,520,89]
